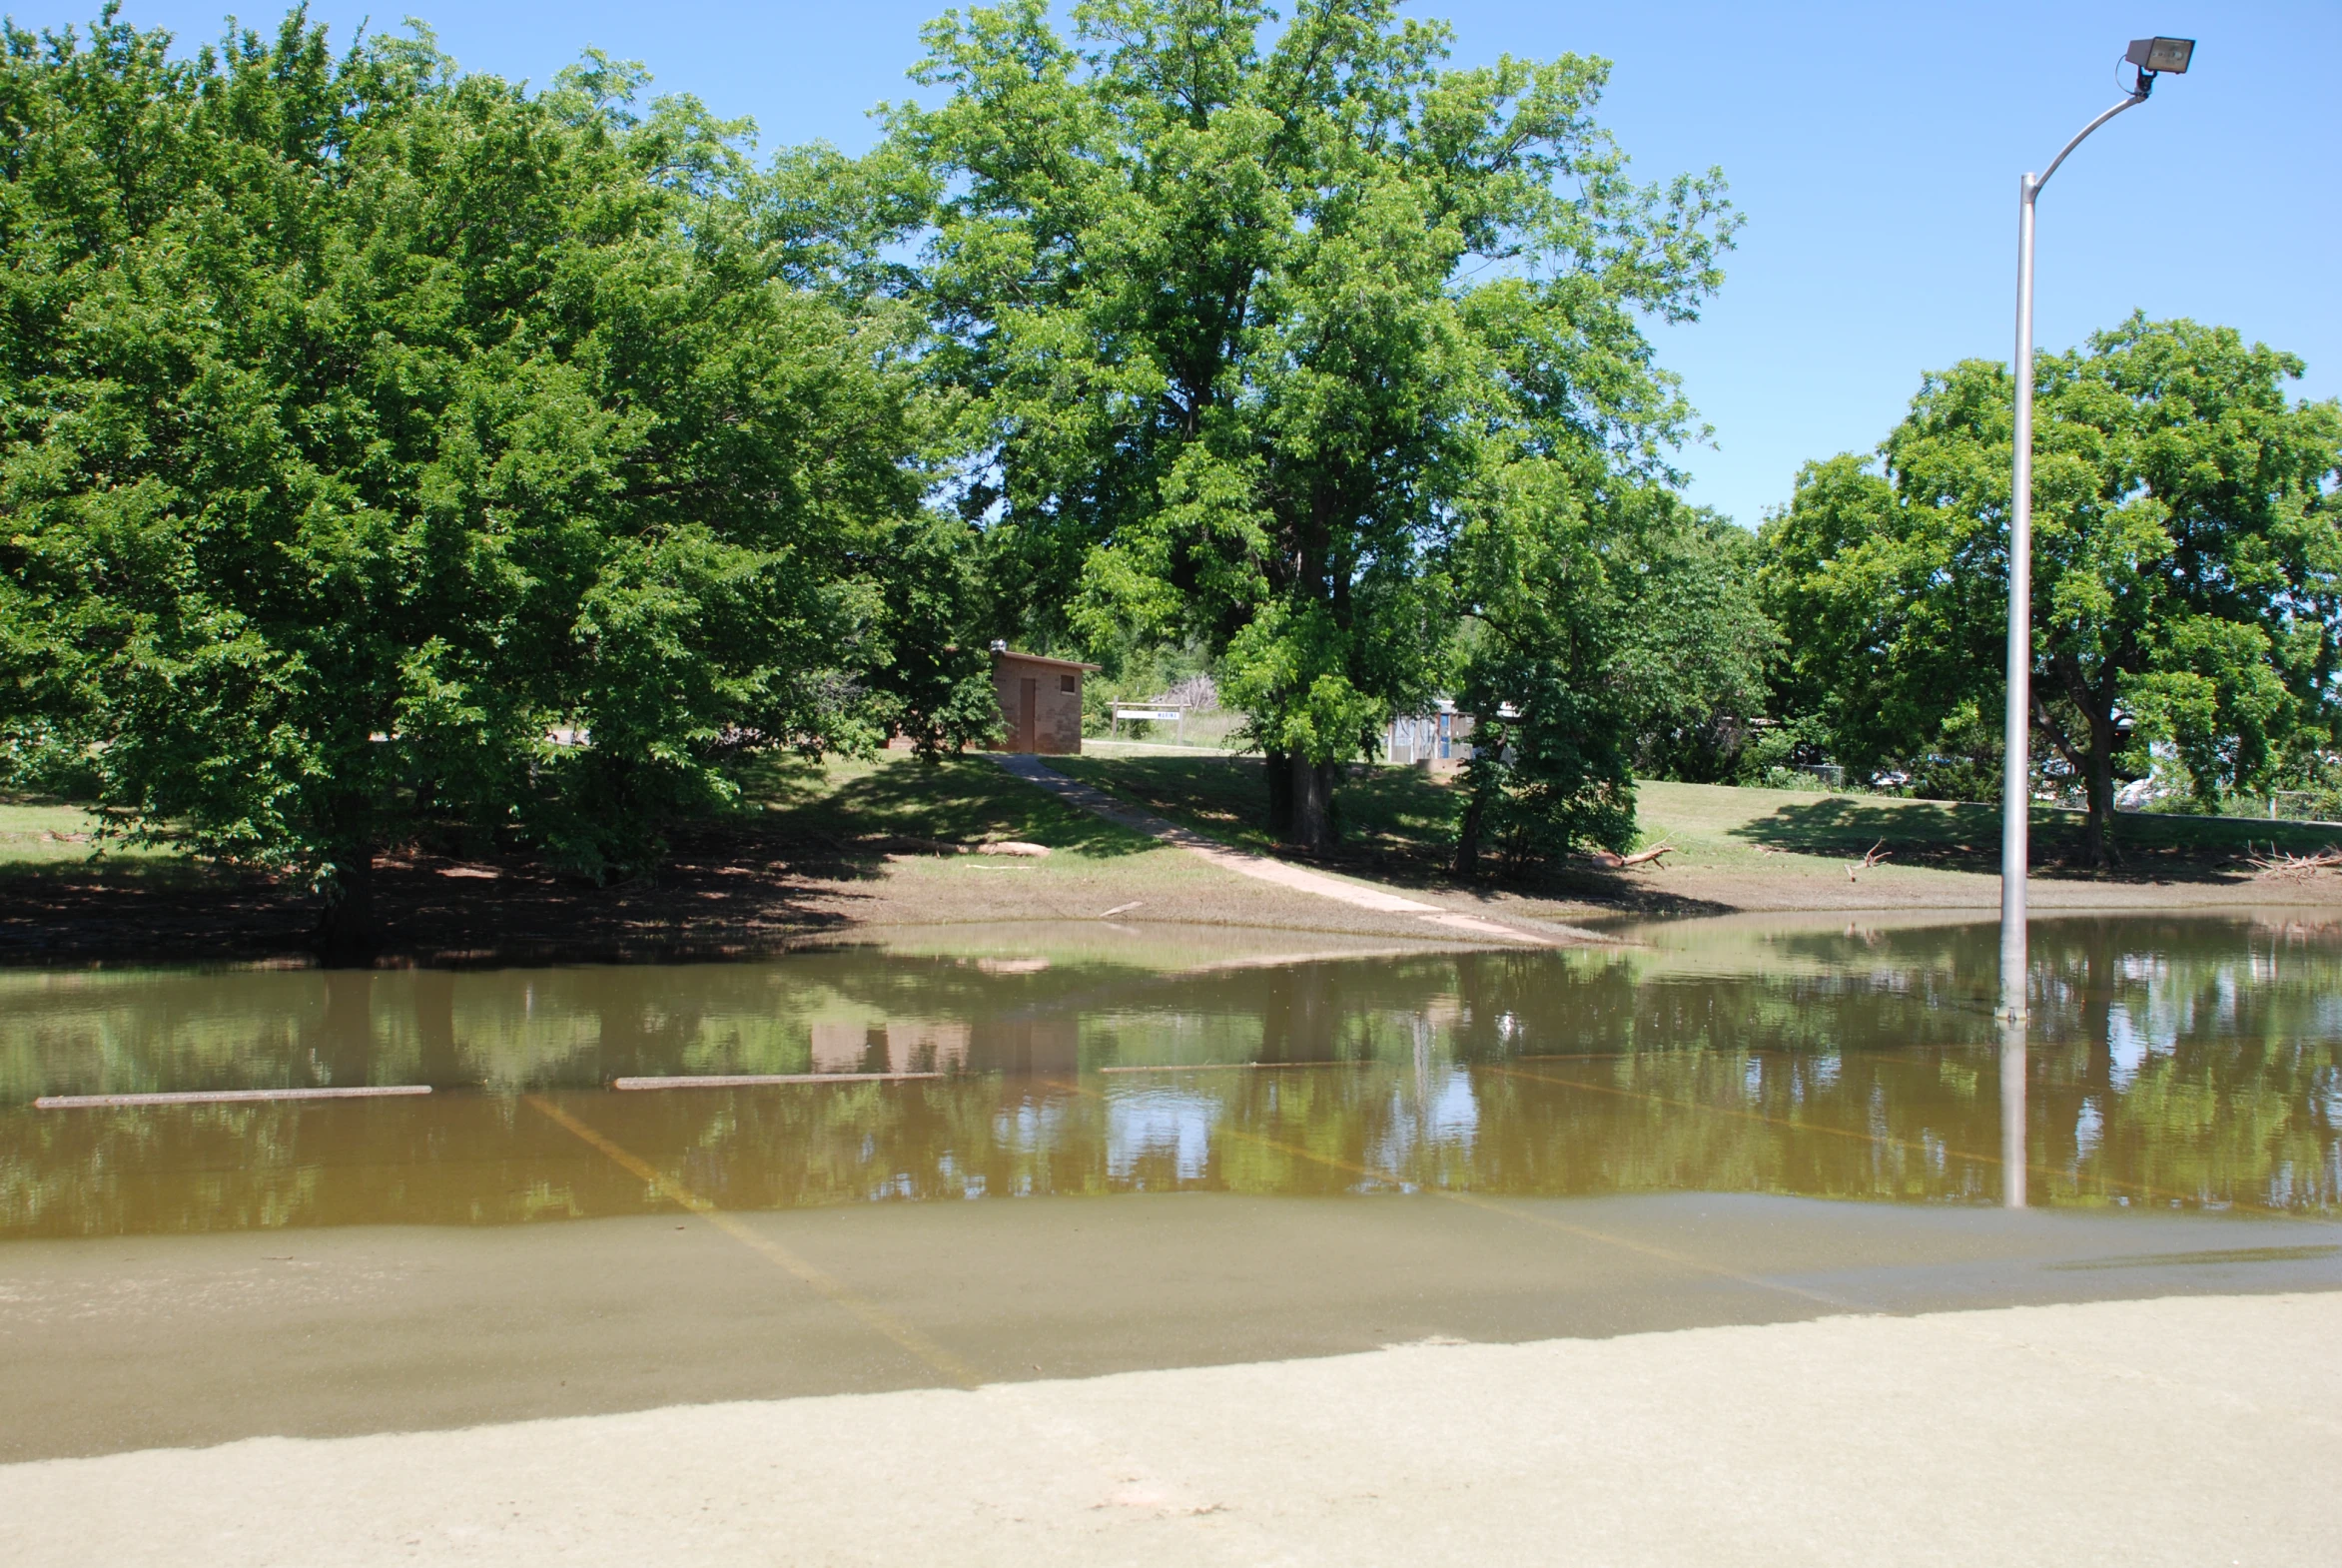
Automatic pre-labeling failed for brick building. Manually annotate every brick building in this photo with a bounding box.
[991,647,1097,755]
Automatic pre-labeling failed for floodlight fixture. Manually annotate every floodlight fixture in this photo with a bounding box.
[2125,36,2195,74]
[1995,37,2194,1024]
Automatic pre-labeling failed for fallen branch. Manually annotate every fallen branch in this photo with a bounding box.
[877,834,967,856]
[2241,842,2342,878]
[1586,841,1675,870]
[875,834,1056,860]
[1846,840,1893,883]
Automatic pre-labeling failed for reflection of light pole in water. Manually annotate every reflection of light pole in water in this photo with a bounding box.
[1411,1015,1433,1110]
[1999,1017,2027,1209]
[1999,36,2194,1022]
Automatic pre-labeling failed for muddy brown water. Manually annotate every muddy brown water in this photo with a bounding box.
[6,911,2337,1225]
[2,910,2338,1459]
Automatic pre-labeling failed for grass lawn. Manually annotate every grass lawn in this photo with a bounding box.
[0,799,178,869]
[1046,752,2342,891]
[0,758,1212,967]
[722,753,1241,923]
[727,754,1160,862]
[1644,779,2341,881]
[1049,752,1461,866]
[0,797,209,908]
[9,752,2335,966]
[0,757,1160,876]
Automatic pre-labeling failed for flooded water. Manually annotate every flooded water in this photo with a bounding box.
[5,910,2341,1462]
[4,912,2337,1233]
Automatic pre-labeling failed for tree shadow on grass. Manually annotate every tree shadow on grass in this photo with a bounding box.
[0,859,302,968]
[1051,753,1738,914]
[1447,860,1735,918]
[1728,798,2000,869]
[0,755,1163,969]
[793,755,1159,863]
[1729,796,2313,884]
[0,844,864,970]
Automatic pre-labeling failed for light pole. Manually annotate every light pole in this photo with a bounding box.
[1998,35,2194,1023]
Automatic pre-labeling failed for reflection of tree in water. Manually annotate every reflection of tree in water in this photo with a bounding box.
[2027,920,2341,1210]
[0,970,351,1102]
[1,919,2336,1235]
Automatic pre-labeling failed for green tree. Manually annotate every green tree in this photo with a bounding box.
[1761,317,2342,863]
[885,0,1734,847]
[0,12,942,951]
[1452,485,1775,871]
[1604,494,1777,782]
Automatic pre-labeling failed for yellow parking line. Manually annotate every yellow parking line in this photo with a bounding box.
[1044,1077,1856,1311]
[522,1094,982,1389]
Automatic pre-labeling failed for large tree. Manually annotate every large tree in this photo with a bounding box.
[1452,484,1775,871]
[886,0,1734,847]
[0,12,963,952]
[1760,317,2342,863]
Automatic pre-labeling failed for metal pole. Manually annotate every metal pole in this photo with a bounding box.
[1997,82,2149,1023]
[1999,1014,2027,1208]
[2000,175,2037,1022]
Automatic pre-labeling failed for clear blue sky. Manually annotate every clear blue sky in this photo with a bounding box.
[26,0,2339,528]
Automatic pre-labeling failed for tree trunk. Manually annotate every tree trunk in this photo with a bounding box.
[314,845,380,965]
[1453,792,1485,877]
[1256,965,1334,1067]
[1287,755,1335,852]
[2079,709,2121,869]
[320,969,375,1082]
[413,969,460,1088]
[1264,750,1293,836]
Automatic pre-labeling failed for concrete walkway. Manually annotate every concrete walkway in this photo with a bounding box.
[4,1289,2332,1566]
[995,754,1575,945]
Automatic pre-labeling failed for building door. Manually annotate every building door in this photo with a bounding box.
[1019,677,1038,752]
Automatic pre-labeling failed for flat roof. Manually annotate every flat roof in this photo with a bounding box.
[994,649,1102,672]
